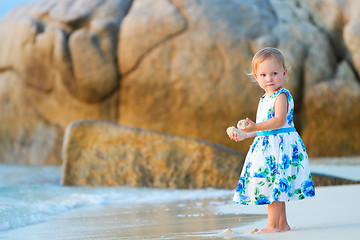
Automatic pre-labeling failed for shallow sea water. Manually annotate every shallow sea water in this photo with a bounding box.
[0,164,265,239]
[1,157,359,239]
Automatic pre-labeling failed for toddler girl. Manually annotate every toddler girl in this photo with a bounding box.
[228,47,315,234]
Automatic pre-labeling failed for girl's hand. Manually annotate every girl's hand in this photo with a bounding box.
[242,118,257,133]
[226,127,246,141]
[226,127,247,141]
[231,133,240,141]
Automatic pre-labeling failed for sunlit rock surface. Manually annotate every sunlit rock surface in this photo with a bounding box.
[0,0,360,164]
[62,120,245,188]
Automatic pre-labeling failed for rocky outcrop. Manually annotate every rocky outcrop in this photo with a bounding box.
[0,0,133,164]
[0,0,360,164]
[61,121,358,188]
[62,120,245,188]
[117,0,360,157]
[0,71,62,164]
[302,67,360,156]
[294,0,360,156]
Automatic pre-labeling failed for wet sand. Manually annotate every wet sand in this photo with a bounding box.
[1,158,360,240]
[3,184,360,239]
[0,197,265,240]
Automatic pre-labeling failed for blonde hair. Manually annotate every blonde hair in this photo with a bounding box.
[251,47,287,77]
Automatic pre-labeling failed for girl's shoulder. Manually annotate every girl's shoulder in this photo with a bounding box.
[259,88,293,102]
[274,88,293,102]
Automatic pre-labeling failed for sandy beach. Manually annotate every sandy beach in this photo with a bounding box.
[0,184,359,239]
[225,184,360,240]
[0,0,359,238]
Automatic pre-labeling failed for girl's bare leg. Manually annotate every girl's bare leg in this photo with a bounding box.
[279,202,291,231]
[255,201,281,234]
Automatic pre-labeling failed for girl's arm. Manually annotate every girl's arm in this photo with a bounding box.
[244,131,257,139]
[242,93,288,133]
[230,131,257,141]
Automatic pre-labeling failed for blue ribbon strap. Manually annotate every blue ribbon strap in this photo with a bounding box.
[256,127,296,137]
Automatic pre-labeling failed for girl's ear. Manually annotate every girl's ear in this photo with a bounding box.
[283,69,287,77]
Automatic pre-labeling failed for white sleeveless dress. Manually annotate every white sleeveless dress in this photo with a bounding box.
[233,88,315,205]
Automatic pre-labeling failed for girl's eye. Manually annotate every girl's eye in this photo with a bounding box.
[261,74,266,77]
[273,72,278,75]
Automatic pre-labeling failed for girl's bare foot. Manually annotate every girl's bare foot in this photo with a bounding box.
[253,227,281,234]
[280,224,291,232]
[279,220,291,232]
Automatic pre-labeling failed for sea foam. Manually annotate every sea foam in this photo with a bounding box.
[0,165,233,231]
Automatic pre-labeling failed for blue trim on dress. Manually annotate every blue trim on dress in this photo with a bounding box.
[256,127,296,136]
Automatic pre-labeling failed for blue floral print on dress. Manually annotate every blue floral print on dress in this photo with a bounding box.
[281,154,290,170]
[236,177,245,192]
[292,144,299,164]
[233,88,315,205]
[279,178,291,193]
[263,136,269,146]
[299,138,306,152]
[267,108,275,119]
[279,135,284,152]
[246,162,252,177]
[240,195,250,203]
[251,140,258,153]
[256,196,271,205]
[301,180,315,197]
[254,172,267,178]
[267,155,277,174]
[273,188,280,201]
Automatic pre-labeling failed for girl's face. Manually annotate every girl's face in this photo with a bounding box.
[254,57,287,96]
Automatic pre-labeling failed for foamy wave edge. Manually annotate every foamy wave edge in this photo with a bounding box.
[0,186,233,231]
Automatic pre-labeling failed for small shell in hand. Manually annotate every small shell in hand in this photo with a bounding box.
[237,119,249,130]
[226,126,245,141]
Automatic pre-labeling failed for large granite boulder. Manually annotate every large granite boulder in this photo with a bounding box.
[294,0,360,156]
[302,63,360,156]
[0,0,360,165]
[62,120,245,188]
[0,0,132,164]
[61,120,359,188]
[117,0,360,156]
[0,71,62,164]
